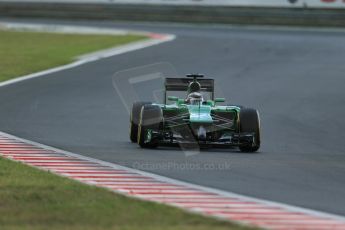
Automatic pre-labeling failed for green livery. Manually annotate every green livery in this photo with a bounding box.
[130,74,260,152]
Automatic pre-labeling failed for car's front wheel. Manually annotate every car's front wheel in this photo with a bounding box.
[130,101,151,143]
[137,104,162,148]
[239,108,261,153]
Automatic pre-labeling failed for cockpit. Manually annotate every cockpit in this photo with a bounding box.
[186,92,204,105]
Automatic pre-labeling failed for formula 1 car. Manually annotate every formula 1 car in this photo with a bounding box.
[129,74,260,152]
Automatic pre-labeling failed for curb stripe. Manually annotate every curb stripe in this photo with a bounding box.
[1,131,345,230]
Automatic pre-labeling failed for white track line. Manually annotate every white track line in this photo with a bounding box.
[0,21,175,88]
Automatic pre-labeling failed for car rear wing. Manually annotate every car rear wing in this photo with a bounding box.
[165,78,214,102]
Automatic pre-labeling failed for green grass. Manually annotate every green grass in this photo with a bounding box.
[0,30,147,82]
[0,157,257,230]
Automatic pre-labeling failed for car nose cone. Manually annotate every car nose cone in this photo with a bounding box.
[197,125,207,140]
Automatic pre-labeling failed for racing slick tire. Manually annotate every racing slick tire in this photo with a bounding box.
[239,108,261,153]
[138,104,163,148]
[130,101,151,143]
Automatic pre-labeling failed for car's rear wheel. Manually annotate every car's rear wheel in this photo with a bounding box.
[239,108,260,153]
[130,101,151,143]
[137,104,162,148]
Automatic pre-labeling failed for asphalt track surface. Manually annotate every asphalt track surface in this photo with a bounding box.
[1,18,345,216]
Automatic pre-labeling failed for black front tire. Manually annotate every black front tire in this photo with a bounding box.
[137,104,162,148]
[239,108,261,153]
[130,101,151,143]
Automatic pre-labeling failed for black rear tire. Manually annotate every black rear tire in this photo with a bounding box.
[239,108,261,153]
[137,105,162,148]
[130,101,151,143]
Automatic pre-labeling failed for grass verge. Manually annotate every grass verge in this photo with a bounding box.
[0,157,257,230]
[0,30,147,82]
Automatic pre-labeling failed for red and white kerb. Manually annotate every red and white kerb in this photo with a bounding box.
[1,132,345,230]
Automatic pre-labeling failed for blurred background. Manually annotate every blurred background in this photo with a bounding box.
[1,0,345,27]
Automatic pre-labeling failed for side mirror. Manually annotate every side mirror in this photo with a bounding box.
[215,98,225,103]
[178,99,185,104]
[168,96,178,102]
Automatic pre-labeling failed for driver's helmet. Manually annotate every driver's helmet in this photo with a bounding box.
[186,92,204,105]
